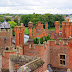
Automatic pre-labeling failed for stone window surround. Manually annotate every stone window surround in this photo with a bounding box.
[58,53,66,67]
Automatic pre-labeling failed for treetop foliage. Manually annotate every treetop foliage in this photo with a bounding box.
[8,21,17,36]
[20,14,65,28]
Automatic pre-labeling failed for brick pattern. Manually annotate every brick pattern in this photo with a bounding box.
[24,43,50,71]
[68,39,72,70]
[62,21,72,38]
[0,29,12,48]
[2,49,23,69]
[33,22,48,38]
[14,26,25,47]
[48,41,69,69]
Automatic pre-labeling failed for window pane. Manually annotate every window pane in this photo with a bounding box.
[63,55,65,59]
[60,55,62,59]
[60,60,62,64]
[63,61,65,65]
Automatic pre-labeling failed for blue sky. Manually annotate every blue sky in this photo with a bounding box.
[0,0,72,14]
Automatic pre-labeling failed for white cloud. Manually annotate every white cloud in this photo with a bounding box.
[0,0,72,14]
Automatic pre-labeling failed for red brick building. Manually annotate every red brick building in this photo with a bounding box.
[24,20,72,71]
[0,20,72,72]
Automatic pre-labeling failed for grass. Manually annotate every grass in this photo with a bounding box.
[49,27,62,31]
[24,27,29,35]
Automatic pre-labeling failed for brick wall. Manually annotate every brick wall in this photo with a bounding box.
[24,43,50,71]
[2,49,23,69]
[48,40,69,69]
[0,29,12,48]
[68,39,72,71]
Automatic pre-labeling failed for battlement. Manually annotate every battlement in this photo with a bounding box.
[3,46,23,56]
[0,29,12,38]
[24,39,69,50]
[47,40,69,46]
[0,29,12,32]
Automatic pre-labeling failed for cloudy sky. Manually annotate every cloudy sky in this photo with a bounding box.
[0,0,72,14]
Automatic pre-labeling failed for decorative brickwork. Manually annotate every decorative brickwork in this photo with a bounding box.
[62,21,72,38]
[1,20,72,72]
[0,29,12,49]
[33,22,48,38]
[14,25,25,47]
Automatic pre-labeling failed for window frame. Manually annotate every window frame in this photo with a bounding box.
[58,54,66,67]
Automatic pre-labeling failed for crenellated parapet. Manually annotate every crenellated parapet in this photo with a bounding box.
[0,29,12,37]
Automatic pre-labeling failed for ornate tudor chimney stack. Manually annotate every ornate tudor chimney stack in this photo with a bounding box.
[54,21,60,40]
[45,22,48,30]
[28,21,33,39]
[14,23,25,47]
[54,21,60,34]
[28,21,34,44]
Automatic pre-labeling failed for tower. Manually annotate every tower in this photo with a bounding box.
[0,18,12,50]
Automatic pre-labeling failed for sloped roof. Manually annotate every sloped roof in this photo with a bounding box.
[0,21,10,29]
[9,55,44,72]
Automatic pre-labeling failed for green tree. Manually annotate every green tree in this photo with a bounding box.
[33,38,39,44]
[6,17,11,22]
[20,14,65,28]
[14,18,18,25]
[0,14,4,17]
[0,17,4,22]
[8,21,17,36]
[5,13,10,16]
[40,37,44,44]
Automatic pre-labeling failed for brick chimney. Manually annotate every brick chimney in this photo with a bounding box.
[62,21,66,38]
[28,21,34,44]
[45,22,48,30]
[28,21,33,39]
[54,21,60,34]
[14,25,25,47]
[65,22,70,38]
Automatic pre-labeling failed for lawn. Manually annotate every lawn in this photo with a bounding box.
[49,27,62,31]
[24,27,29,35]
